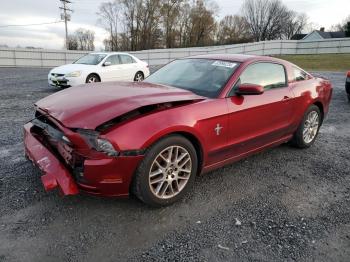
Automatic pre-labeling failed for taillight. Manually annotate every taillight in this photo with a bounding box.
[347,71,350,77]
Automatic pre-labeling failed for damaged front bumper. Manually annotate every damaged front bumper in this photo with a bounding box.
[24,121,144,197]
[24,123,79,195]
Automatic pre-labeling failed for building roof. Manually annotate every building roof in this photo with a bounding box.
[303,30,346,40]
[291,34,307,40]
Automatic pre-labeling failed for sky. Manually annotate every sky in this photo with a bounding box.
[0,0,348,50]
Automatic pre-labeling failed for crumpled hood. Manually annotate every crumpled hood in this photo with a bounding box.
[36,81,204,129]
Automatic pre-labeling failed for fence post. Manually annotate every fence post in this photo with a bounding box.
[280,41,282,55]
[262,42,265,55]
[40,51,43,68]
[13,49,16,67]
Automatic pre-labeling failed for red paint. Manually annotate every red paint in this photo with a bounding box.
[24,54,332,197]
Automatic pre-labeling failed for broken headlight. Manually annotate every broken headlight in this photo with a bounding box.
[96,139,119,156]
[76,129,119,157]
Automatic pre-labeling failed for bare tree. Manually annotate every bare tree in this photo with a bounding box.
[97,1,120,51]
[330,15,350,32]
[67,29,95,51]
[217,15,252,44]
[283,12,308,39]
[160,0,185,48]
[242,0,292,41]
[67,35,78,50]
[185,0,218,47]
[75,28,95,50]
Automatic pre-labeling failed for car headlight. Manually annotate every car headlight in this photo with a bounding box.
[76,129,119,156]
[96,139,119,156]
[65,71,81,77]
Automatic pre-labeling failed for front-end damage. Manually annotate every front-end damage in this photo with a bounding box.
[24,110,144,197]
[24,98,201,197]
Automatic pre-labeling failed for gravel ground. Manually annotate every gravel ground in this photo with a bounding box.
[0,68,349,262]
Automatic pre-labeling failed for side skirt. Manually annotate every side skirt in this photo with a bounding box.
[202,135,293,174]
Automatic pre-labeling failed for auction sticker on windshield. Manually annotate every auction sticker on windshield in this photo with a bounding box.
[212,61,237,68]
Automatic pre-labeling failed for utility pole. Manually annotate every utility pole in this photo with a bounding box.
[59,0,73,49]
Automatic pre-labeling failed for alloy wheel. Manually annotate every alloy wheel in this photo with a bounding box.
[148,145,192,199]
[303,110,319,144]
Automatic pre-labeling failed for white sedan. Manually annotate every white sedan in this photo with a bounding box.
[48,52,150,88]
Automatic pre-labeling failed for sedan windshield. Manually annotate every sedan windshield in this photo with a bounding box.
[73,54,107,65]
[145,58,239,98]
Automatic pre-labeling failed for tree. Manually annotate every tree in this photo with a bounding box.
[217,15,252,44]
[346,22,350,37]
[160,0,185,48]
[67,35,78,50]
[186,0,218,47]
[242,0,293,41]
[67,29,95,51]
[330,15,350,37]
[283,12,308,39]
[97,1,120,51]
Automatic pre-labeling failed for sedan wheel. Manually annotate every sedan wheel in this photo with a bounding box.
[86,74,100,84]
[134,72,144,82]
[133,135,198,207]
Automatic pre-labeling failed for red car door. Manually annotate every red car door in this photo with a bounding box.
[225,62,294,157]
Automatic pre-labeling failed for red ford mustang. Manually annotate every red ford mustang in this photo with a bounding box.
[24,54,332,206]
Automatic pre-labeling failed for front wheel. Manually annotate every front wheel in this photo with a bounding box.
[132,135,198,207]
[291,105,321,148]
[86,73,100,84]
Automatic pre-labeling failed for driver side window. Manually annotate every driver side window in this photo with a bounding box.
[105,55,120,65]
[231,62,287,95]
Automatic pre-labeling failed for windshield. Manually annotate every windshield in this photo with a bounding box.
[73,54,107,65]
[144,58,239,98]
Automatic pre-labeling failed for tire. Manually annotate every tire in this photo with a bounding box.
[86,73,100,84]
[134,71,144,82]
[132,135,198,207]
[347,94,350,102]
[291,105,321,148]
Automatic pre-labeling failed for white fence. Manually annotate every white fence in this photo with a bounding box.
[1,38,350,68]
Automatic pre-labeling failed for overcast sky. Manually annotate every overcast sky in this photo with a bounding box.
[0,0,348,50]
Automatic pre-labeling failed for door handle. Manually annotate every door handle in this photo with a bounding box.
[283,96,291,101]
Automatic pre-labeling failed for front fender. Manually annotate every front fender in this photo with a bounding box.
[104,109,206,153]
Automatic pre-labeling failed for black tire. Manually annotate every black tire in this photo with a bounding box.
[132,135,198,207]
[134,71,144,82]
[86,73,100,83]
[347,93,350,102]
[290,105,321,148]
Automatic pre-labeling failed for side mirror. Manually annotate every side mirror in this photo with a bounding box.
[236,83,264,95]
[103,61,112,67]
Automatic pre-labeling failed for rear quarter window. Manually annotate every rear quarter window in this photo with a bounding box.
[293,67,309,82]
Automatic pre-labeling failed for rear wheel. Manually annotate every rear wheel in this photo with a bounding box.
[86,73,100,83]
[134,71,144,82]
[291,105,321,148]
[132,135,198,207]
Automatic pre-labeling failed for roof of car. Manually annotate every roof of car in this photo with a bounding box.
[187,54,284,63]
[90,52,132,56]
